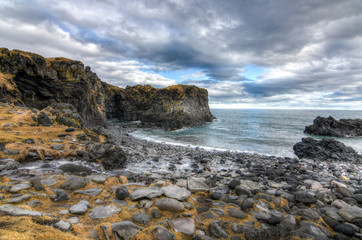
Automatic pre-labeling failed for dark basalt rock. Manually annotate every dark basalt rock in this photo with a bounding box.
[87,143,127,170]
[293,137,362,164]
[304,116,362,137]
[0,48,214,131]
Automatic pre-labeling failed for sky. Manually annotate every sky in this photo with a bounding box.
[1,0,362,109]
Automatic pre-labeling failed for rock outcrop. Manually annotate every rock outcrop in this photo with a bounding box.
[0,48,214,130]
[293,137,362,164]
[304,116,362,137]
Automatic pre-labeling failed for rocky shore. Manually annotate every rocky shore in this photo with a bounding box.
[1,118,362,239]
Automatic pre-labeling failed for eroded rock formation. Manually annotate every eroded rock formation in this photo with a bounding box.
[0,48,214,130]
[304,116,362,137]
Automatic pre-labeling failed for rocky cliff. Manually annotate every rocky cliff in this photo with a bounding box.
[0,48,214,130]
[304,116,362,137]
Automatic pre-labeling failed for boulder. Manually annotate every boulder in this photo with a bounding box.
[155,198,184,212]
[293,137,362,163]
[87,143,127,170]
[187,177,209,193]
[111,221,143,240]
[304,116,362,137]
[162,185,191,201]
[60,176,89,190]
[129,187,164,201]
[89,205,122,219]
[172,218,195,235]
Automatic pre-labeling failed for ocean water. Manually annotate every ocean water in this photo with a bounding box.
[131,109,362,158]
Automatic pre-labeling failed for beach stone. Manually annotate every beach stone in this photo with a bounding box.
[335,187,353,198]
[201,212,217,219]
[70,200,89,214]
[26,200,43,207]
[60,176,89,190]
[89,205,121,219]
[155,198,184,212]
[51,144,64,150]
[354,194,362,204]
[297,221,330,240]
[209,220,228,238]
[321,206,344,222]
[331,180,347,188]
[67,217,79,224]
[295,191,316,204]
[8,182,32,193]
[338,205,362,222]
[30,178,46,191]
[268,215,282,225]
[129,186,164,200]
[241,198,255,211]
[235,185,252,196]
[59,163,92,175]
[116,186,129,200]
[172,218,195,235]
[316,191,335,204]
[155,225,176,240]
[239,179,263,193]
[0,204,46,217]
[74,187,103,197]
[162,185,191,201]
[152,208,162,219]
[334,224,355,237]
[65,128,75,132]
[187,177,209,193]
[6,194,31,203]
[297,208,320,220]
[54,220,71,232]
[90,175,108,184]
[112,221,143,240]
[211,192,222,200]
[132,213,152,225]
[227,208,247,219]
[228,179,240,190]
[110,198,127,207]
[332,199,349,209]
[51,189,69,202]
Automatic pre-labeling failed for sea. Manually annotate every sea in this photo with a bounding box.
[130,109,362,158]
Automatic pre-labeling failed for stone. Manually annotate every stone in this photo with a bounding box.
[90,175,108,184]
[60,176,89,190]
[112,221,143,240]
[8,182,32,193]
[155,198,184,212]
[70,200,89,214]
[74,187,103,197]
[228,179,240,190]
[297,208,320,220]
[211,208,226,217]
[54,220,71,232]
[155,225,176,240]
[162,185,191,201]
[172,218,195,235]
[65,127,75,132]
[67,217,79,224]
[295,191,316,204]
[30,178,46,191]
[59,164,93,175]
[227,208,247,219]
[187,177,209,193]
[241,198,255,211]
[209,220,228,238]
[210,192,222,200]
[110,198,128,207]
[239,179,263,194]
[26,200,43,207]
[354,194,362,204]
[51,144,64,150]
[334,224,355,237]
[52,189,69,202]
[235,185,252,196]
[332,199,349,209]
[89,205,122,219]
[152,208,162,219]
[6,194,31,203]
[201,212,217,219]
[0,204,46,217]
[87,143,127,170]
[132,213,152,225]
[22,138,35,144]
[316,191,335,204]
[338,205,362,222]
[129,187,164,200]
[296,221,330,240]
[116,186,129,200]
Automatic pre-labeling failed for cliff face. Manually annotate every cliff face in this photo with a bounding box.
[0,48,214,130]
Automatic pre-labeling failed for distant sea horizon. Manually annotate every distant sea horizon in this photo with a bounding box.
[130,108,362,158]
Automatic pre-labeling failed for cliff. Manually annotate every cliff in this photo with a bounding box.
[0,48,214,130]
[304,116,362,137]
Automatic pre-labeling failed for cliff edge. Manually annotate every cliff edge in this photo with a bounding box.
[0,48,214,130]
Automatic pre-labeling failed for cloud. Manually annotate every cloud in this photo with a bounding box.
[0,0,362,108]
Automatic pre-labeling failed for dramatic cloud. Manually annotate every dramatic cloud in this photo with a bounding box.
[1,0,362,108]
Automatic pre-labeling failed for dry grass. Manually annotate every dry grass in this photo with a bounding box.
[0,72,18,93]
